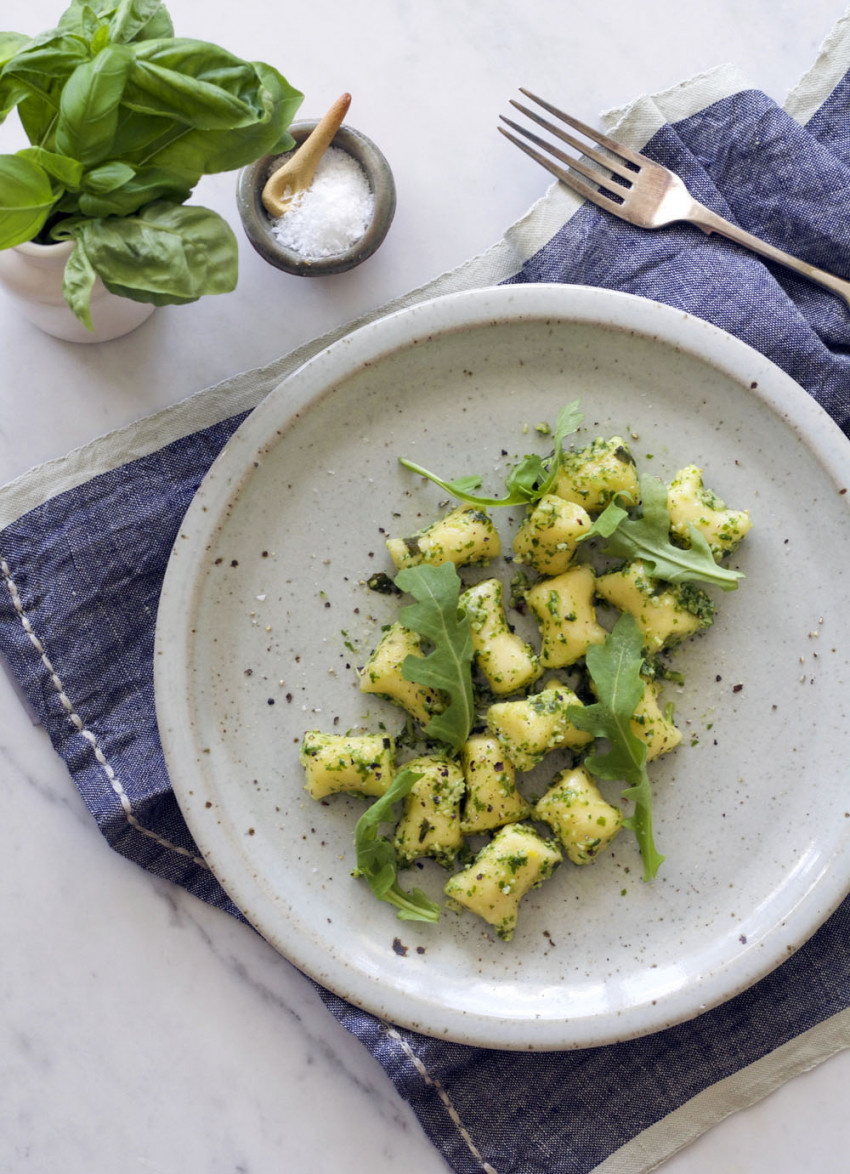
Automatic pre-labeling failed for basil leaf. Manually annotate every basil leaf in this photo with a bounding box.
[81,160,136,193]
[144,62,302,176]
[2,31,89,84]
[0,154,55,248]
[0,31,30,65]
[16,89,62,149]
[61,237,97,330]
[0,31,31,115]
[55,43,135,165]
[57,1,104,40]
[124,39,270,130]
[67,200,237,306]
[107,107,188,164]
[77,164,190,216]
[17,146,84,189]
[108,0,175,44]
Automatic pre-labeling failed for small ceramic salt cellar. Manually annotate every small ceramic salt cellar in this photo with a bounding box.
[237,115,396,276]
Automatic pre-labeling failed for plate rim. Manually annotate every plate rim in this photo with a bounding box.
[155,283,850,1050]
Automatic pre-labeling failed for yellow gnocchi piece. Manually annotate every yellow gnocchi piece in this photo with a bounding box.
[386,505,501,570]
[299,731,395,800]
[444,823,562,940]
[459,734,531,834]
[525,565,608,668]
[461,577,540,696]
[394,755,465,867]
[512,494,592,576]
[358,621,444,726]
[486,679,593,772]
[533,764,623,864]
[632,678,682,761]
[553,436,640,512]
[595,559,713,652]
[667,465,752,557]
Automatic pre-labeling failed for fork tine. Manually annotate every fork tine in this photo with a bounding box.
[499,115,628,199]
[518,88,649,171]
[508,100,636,184]
[497,125,617,212]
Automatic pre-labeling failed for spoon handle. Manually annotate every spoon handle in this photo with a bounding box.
[297,92,352,172]
[261,93,352,216]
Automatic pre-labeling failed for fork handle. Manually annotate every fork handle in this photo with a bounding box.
[689,202,850,309]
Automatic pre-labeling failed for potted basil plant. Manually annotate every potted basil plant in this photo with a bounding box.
[0,0,301,340]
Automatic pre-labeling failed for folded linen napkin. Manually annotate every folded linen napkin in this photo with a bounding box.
[2,17,850,1174]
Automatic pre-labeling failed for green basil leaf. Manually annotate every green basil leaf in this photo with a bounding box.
[0,77,28,125]
[1,31,89,82]
[71,200,237,305]
[89,24,110,54]
[0,31,30,66]
[0,33,32,123]
[17,146,84,188]
[123,39,270,130]
[108,106,187,164]
[76,164,189,215]
[0,154,56,248]
[144,62,301,177]
[61,237,97,329]
[17,88,63,148]
[82,160,136,192]
[110,0,174,43]
[58,0,173,43]
[57,3,101,40]
[55,43,135,165]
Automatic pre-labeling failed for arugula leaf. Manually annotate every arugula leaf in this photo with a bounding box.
[395,562,474,753]
[399,400,584,508]
[582,475,743,591]
[352,767,440,923]
[567,614,665,881]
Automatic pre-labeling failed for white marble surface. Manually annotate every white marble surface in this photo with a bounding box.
[2,1,850,1171]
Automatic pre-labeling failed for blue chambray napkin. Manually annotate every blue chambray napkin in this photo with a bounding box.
[3,20,850,1174]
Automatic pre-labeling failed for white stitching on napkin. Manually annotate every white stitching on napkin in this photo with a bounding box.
[0,556,209,870]
[385,1026,499,1174]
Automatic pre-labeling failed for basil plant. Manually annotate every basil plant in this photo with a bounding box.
[0,0,302,328]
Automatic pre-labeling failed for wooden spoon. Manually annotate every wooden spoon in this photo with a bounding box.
[261,93,352,217]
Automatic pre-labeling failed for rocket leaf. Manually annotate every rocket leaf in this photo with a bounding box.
[353,767,440,922]
[567,613,665,881]
[395,562,475,753]
[582,474,743,591]
[398,400,584,508]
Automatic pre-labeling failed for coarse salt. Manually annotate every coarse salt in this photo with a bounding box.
[271,146,375,259]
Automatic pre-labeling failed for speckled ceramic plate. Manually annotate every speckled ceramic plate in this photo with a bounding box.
[155,284,850,1050]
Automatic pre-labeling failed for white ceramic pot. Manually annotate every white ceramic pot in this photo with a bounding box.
[0,239,155,343]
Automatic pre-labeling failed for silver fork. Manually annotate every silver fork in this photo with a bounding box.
[500,89,850,309]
